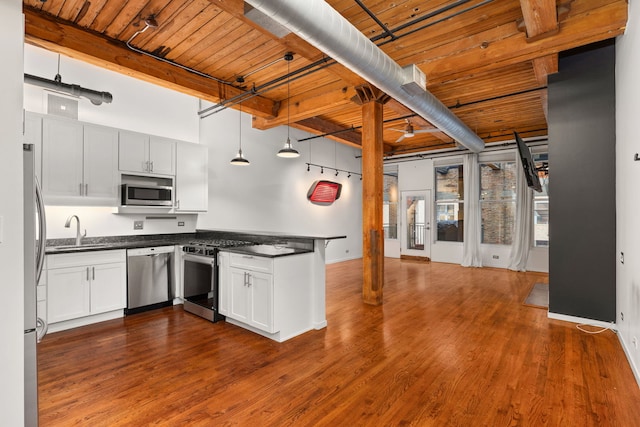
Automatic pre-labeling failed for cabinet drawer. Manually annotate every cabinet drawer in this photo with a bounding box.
[47,249,126,269]
[229,253,273,273]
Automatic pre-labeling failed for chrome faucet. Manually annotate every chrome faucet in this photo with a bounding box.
[64,215,87,246]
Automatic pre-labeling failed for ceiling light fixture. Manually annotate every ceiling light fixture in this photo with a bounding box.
[230,103,250,166]
[277,53,300,158]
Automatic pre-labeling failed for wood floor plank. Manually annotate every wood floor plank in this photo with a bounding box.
[37,259,640,426]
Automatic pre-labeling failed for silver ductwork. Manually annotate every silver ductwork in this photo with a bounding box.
[245,0,485,153]
[24,73,113,105]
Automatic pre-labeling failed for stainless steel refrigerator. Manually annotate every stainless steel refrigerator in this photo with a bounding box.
[23,143,47,426]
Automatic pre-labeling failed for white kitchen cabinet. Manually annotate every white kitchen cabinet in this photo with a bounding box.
[119,130,176,176]
[83,124,120,200]
[46,250,126,330]
[228,267,274,332]
[218,250,314,341]
[41,116,119,205]
[175,142,208,212]
[41,115,83,199]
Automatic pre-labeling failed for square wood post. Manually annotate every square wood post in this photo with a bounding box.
[359,87,386,305]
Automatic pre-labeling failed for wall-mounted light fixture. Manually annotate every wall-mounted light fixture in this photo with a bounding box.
[307,180,342,205]
[277,53,300,158]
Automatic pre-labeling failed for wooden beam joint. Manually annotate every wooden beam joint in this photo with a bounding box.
[351,84,391,106]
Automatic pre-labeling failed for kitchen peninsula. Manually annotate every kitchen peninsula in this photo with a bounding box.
[44,229,345,342]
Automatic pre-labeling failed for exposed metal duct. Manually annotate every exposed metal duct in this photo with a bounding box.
[245,0,485,153]
[24,73,113,105]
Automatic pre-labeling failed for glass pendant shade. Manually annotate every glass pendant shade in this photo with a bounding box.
[277,137,300,158]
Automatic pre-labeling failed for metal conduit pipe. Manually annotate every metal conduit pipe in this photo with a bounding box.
[24,73,113,105]
[245,0,485,153]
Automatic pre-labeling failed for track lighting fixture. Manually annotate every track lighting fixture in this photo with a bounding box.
[304,162,362,179]
[277,53,300,158]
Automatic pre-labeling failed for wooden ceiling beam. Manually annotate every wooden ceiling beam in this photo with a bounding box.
[253,83,357,130]
[422,0,626,85]
[23,6,278,119]
[293,117,362,148]
[518,0,561,41]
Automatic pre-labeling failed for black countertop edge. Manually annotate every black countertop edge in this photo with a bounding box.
[195,229,347,241]
[220,246,313,258]
[45,230,345,255]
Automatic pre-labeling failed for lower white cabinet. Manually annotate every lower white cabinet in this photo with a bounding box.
[228,265,275,333]
[218,250,314,342]
[46,250,126,327]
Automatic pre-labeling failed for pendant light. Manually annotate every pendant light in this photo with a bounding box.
[277,53,300,158]
[230,102,250,165]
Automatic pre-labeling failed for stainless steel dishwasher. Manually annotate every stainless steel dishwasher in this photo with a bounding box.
[126,246,175,314]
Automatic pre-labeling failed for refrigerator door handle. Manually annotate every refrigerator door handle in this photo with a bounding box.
[36,316,48,343]
[35,176,47,284]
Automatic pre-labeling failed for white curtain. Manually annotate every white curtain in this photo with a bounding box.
[508,158,533,271]
[462,153,482,267]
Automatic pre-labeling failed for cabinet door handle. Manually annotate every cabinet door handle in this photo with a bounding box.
[143,161,148,172]
[86,267,90,281]
[92,266,95,280]
[176,200,180,209]
[85,183,88,196]
[247,273,251,287]
[79,183,83,196]
[150,161,154,172]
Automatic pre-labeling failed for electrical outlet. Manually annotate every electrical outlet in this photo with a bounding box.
[620,252,624,264]
[178,221,185,227]
[621,312,624,321]
[134,220,144,230]
[492,255,499,259]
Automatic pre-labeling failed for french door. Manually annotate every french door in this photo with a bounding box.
[400,190,431,258]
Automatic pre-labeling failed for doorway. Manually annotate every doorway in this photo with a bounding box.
[400,190,431,259]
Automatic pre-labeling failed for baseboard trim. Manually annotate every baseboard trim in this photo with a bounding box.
[400,255,431,262]
[547,311,617,331]
[618,334,640,387]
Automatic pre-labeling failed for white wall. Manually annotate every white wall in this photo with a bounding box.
[0,1,25,424]
[24,45,201,239]
[197,104,363,263]
[616,0,640,383]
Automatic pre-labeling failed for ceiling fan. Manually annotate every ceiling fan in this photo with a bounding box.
[389,120,440,142]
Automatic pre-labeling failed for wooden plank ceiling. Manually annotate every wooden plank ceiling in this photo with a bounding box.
[23,0,627,156]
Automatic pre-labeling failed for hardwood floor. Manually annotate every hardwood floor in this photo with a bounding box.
[38,259,640,426]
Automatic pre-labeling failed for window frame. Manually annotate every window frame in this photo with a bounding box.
[478,152,517,246]
[434,157,464,243]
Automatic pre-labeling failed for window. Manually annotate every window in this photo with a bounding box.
[382,165,398,239]
[480,161,516,245]
[435,164,464,242]
[532,152,549,247]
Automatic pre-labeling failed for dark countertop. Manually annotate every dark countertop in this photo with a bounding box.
[45,230,344,255]
[220,244,313,258]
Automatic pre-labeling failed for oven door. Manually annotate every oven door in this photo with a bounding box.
[182,252,223,322]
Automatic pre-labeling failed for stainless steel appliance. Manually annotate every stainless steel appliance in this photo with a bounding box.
[126,246,175,314]
[121,183,173,206]
[182,239,253,322]
[23,144,48,426]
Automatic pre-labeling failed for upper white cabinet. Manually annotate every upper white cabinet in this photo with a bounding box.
[175,142,208,212]
[41,116,119,205]
[119,130,176,176]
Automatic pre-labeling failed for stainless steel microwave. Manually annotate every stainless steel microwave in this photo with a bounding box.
[121,184,173,206]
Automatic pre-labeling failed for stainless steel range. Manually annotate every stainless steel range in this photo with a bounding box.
[181,239,253,322]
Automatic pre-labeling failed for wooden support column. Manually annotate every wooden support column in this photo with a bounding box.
[354,85,389,305]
